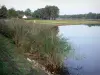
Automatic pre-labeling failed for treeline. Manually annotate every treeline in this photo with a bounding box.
[0,5,59,20]
[0,5,24,19]
[33,6,59,20]
[59,12,100,19]
[1,5,100,20]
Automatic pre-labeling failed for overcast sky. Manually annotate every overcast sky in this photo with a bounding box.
[0,0,100,15]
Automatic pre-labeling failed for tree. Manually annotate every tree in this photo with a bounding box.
[16,10,24,18]
[44,6,52,20]
[33,5,59,20]
[96,14,100,19]
[50,6,59,20]
[32,8,47,19]
[0,5,8,19]
[25,8,32,16]
[44,5,59,20]
[32,9,41,19]
[8,8,18,18]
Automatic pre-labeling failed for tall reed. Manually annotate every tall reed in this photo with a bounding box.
[0,19,71,74]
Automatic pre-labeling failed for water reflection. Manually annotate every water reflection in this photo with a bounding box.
[86,24,100,27]
[59,25,100,75]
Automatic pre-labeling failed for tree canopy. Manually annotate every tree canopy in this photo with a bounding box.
[8,8,18,18]
[25,8,32,16]
[33,5,59,20]
[0,5,100,20]
[0,5,8,19]
[16,10,25,18]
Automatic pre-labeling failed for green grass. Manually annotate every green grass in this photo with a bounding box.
[0,34,48,75]
[0,34,31,75]
[0,19,72,74]
[26,19,100,25]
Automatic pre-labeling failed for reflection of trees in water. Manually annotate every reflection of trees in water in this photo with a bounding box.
[86,24,100,27]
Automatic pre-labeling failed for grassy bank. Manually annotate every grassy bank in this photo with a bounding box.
[0,34,48,75]
[26,19,100,25]
[0,19,71,75]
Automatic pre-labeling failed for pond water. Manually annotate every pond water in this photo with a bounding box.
[59,25,100,75]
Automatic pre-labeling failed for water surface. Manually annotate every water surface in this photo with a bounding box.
[59,25,100,75]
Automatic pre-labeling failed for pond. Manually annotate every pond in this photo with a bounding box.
[59,25,100,75]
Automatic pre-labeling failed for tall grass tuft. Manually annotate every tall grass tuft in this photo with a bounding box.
[0,19,71,75]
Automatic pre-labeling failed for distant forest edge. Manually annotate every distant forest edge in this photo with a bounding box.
[0,5,59,20]
[0,5,100,20]
[59,13,100,19]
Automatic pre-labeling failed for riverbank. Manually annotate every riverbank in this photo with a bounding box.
[26,19,100,26]
[0,19,71,75]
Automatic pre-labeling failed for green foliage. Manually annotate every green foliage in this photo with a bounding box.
[0,19,71,74]
[32,8,46,19]
[0,34,32,75]
[25,8,32,16]
[8,8,18,18]
[0,5,8,19]
[45,5,59,20]
[16,10,25,18]
[0,22,48,75]
[0,19,14,38]
[33,5,59,20]
[59,12,100,19]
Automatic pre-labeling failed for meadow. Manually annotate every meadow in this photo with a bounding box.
[26,19,100,25]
